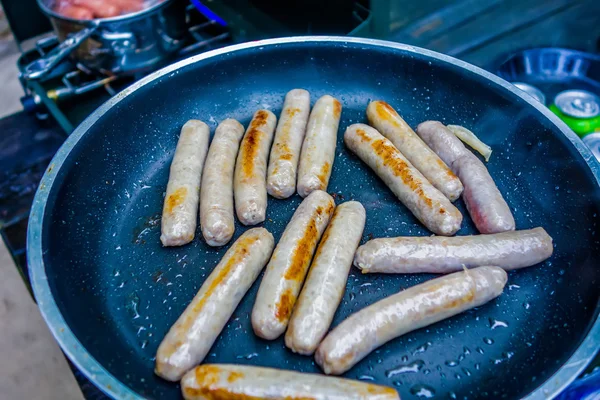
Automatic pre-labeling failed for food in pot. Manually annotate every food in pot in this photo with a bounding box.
[53,0,146,19]
[297,95,342,197]
[155,228,274,381]
[54,2,94,19]
[315,266,508,375]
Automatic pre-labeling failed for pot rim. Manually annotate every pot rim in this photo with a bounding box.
[37,0,175,25]
[27,36,600,400]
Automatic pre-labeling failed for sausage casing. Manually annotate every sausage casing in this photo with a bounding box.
[297,95,342,197]
[200,119,245,246]
[160,120,210,247]
[344,123,462,236]
[251,190,335,340]
[316,266,508,375]
[416,121,515,233]
[181,364,400,400]
[267,89,311,199]
[355,227,553,273]
[72,0,120,18]
[367,101,463,201]
[106,0,144,13]
[155,228,274,381]
[234,110,277,225]
[55,4,94,19]
[285,201,366,355]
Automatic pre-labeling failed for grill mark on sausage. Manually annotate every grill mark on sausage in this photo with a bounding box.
[241,111,269,177]
[370,138,433,209]
[317,162,331,186]
[165,187,187,214]
[174,235,259,333]
[374,101,401,127]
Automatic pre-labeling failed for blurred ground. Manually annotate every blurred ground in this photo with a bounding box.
[0,5,84,400]
[0,5,23,118]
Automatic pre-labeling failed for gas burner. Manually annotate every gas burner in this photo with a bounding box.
[17,5,230,133]
[46,68,120,102]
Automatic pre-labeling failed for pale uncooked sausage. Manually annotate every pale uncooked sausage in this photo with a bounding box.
[267,89,311,199]
[160,120,210,247]
[355,227,552,273]
[297,95,342,197]
[416,120,515,233]
[316,266,507,375]
[200,119,245,246]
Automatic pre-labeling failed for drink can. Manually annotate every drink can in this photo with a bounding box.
[583,133,600,163]
[512,82,546,104]
[550,90,600,137]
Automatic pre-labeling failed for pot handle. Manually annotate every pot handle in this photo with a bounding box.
[22,25,99,81]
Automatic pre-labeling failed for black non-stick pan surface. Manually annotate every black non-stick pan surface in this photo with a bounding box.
[28,37,600,400]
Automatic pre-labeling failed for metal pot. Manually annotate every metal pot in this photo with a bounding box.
[23,0,187,80]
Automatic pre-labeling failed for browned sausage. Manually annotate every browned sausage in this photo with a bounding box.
[344,124,462,236]
[181,364,400,400]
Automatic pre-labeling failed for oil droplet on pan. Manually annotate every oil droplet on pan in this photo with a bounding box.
[386,360,425,377]
[489,319,508,329]
[410,384,436,398]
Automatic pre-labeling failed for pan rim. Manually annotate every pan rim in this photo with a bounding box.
[26,35,600,400]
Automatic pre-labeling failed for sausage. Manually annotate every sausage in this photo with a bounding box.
[251,190,335,340]
[416,121,516,233]
[285,201,366,355]
[316,266,508,375]
[354,227,553,274]
[160,120,210,247]
[72,0,120,18]
[55,3,94,19]
[105,0,144,14]
[297,95,342,197]
[344,123,462,236]
[155,228,275,381]
[267,89,311,199]
[367,101,463,201]
[181,364,399,400]
[234,110,277,225]
[200,119,245,247]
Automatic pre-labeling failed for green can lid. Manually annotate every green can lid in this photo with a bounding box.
[549,104,600,138]
[554,90,600,118]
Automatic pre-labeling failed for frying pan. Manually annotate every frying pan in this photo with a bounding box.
[27,37,600,399]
